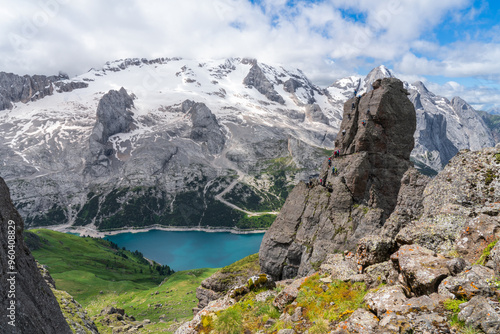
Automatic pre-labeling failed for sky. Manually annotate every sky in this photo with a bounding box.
[1,0,500,111]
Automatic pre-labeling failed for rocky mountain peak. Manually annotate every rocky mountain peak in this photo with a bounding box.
[363,65,394,92]
[89,87,135,152]
[242,62,286,104]
[411,80,431,95]
[184,100,226,155]
[259,77,416,280]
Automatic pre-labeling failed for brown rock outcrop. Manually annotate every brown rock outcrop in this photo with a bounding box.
[259,78,417,280]
[0,177,71,333]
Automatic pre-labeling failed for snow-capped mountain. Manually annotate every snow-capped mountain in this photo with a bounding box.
[0,57,341,230]
[0,59,494,230]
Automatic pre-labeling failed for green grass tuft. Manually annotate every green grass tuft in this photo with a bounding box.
[475,239,498,266]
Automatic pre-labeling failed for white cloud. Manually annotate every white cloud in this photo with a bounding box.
[1,0,498,108]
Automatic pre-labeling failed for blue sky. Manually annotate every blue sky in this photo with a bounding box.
[1,0,500,110]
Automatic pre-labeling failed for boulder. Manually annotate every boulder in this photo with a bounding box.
[438,265,497,299]
[377,313,412,333]
[273,277,306,311]
[175,294,236,334]
[363,284,408,318]
[331,308,379,333]
[399,293,447,315]
[458,296,500,334]
[446,257,469,276]
[319,253,358,281]
[356,235,396,270]
[390,244,450,296]
[363,260,399,289]
[455,214,500,264]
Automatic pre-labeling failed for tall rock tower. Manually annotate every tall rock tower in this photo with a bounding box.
[259,78,416,280]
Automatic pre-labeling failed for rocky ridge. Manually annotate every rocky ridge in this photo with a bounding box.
[0,71,87,110]
[0,176,71,333]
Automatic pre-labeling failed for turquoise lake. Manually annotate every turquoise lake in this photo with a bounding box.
[105,230,264,271]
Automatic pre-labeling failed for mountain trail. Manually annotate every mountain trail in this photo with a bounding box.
[210,134,279,217]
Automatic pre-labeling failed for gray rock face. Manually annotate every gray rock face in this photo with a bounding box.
[89,87,135,155]
[438,265,497,299]
[380,167,430,239]
[390,244,450,296]
[411,85,495,173]
[459,296,500,334]
[396,147,500,257]
[0,72,87,111]
[0,177,71,334]
[184,100,225,154]
[304,104,328,124]
[243,62,285,104]
[54,80,89,93]
[0,72,54,109]
[260,78,416,280]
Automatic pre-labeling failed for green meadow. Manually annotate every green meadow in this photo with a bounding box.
[26,229,217,332]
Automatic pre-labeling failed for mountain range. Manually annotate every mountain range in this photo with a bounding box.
[0,58,495,230]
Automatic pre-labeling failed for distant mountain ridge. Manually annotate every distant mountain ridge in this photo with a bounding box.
[0,58,494,230]
[329,65,495,173]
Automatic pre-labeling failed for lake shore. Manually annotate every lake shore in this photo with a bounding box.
[36,224,267,238]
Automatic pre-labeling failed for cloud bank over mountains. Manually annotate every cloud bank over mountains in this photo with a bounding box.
[1,0,499,110]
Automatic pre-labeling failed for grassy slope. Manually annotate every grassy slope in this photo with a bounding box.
[27,229,168,304]
[27,229,219,333]
[89,268,218,333]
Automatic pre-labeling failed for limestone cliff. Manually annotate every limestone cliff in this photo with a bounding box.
[0,71,88,110]
[259,78,417,280]
[0,177,71,333]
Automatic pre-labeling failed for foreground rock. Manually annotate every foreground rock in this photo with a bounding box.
[458,296,500,334]
[396,146,500,258]
[260,78,417,280]
[193,254,260,313]
[0,177,71,333]
[390,244,450,296]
